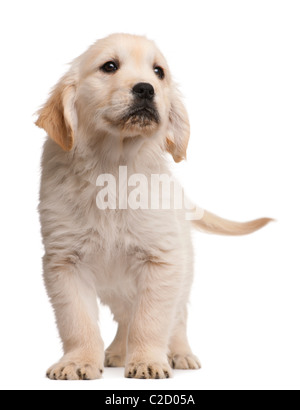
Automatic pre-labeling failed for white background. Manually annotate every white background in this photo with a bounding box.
[0,0,299,390]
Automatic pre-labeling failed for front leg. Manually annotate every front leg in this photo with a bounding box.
[125,258,181,379]
[44,255,104,380]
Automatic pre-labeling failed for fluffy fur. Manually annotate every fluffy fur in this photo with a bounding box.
[36,33,271,380]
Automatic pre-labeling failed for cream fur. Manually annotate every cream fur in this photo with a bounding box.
[36,33,270,380]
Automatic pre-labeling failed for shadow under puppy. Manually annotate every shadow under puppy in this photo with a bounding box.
[36,33,271,380]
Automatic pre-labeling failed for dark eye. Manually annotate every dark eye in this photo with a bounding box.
[154,66,165,80]
[100,61,119,73]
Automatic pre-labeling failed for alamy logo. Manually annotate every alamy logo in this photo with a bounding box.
[96,166,204,220]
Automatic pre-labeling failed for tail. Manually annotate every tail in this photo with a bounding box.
[192,209,273,236]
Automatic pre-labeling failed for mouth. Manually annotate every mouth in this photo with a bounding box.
[121,103,160,128]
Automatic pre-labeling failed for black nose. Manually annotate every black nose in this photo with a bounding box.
[132,82,155,100]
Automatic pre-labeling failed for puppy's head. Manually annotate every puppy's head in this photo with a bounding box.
[36,34,190,162]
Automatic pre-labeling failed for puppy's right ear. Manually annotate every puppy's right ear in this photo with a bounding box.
[35,74,77,151]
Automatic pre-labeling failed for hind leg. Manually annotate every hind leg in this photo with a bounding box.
[105,322,128,367]
[168,306,201,370]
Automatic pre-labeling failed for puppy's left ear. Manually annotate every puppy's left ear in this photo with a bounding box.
[35,74,77,151]
[166,86,190,163]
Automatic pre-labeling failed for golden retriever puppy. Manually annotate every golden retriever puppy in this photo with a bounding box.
[36,33,271,380]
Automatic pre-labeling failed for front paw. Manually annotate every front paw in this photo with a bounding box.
[125,361,172,379]
[46,354,103,380]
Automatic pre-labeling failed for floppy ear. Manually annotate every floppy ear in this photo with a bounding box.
[166,87,190,163]
[35,75,77,151]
